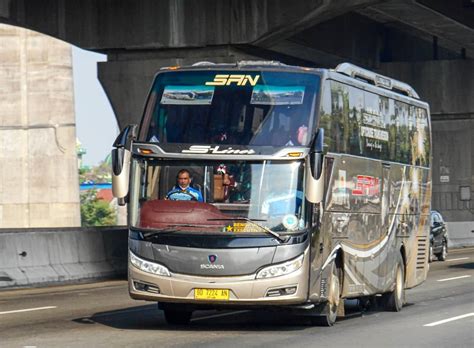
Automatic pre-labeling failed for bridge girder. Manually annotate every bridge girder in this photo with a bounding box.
[0,0,471,58]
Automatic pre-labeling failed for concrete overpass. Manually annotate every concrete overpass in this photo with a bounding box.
[0,0,473,231]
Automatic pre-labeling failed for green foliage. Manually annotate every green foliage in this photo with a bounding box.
[80,189,116,226]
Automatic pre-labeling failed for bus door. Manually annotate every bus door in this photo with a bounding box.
[345,157,382,295]
[323,155,381,296]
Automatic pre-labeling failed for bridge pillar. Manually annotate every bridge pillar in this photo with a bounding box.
[0,25,80,228]
[379,60,474,240]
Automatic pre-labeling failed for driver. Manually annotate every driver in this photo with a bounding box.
[165,169,203,202]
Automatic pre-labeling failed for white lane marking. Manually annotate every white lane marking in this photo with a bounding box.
[0,306,57,315]
[191,310,249,322]
[424,313,474,327]
[437,275,472,282]
[446,257,470,262]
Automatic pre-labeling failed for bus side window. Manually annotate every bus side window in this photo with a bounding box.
[411,107,430,167]
[347,87,363,156]
[394,100,411,165]
[329,82,347,153]
[319,83,333,152]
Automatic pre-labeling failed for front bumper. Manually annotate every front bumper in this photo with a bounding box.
[129,250,310,306]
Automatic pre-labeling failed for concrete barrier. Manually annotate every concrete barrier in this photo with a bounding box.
[447,221,474,249]
[0,227,128,289]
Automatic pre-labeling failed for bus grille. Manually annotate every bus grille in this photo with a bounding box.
[416,238,427,269]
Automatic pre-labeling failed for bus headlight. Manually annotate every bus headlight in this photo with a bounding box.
[129,251,171,277]
[256,254,304,279]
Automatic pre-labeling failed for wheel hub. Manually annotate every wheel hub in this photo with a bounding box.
[329,273,340,308]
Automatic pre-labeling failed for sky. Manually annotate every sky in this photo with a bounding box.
[72,46,119,166]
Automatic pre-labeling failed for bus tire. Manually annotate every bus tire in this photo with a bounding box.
[382,253,405,312]
[312,263,341,326]
[164,309,192,325]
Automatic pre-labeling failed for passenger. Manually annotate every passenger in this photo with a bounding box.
[165,169,203,202]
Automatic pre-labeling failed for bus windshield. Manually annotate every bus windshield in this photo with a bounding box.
[129,158,307,234]
[139,70,321,149]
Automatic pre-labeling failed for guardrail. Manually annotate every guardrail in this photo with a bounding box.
[0,227,128,289]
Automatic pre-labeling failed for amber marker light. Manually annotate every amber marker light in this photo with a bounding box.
[138,148,154,155]
[287,152,303,157]
[168,66,180,70]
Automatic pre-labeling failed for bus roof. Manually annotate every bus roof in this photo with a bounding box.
[158,60,425,107]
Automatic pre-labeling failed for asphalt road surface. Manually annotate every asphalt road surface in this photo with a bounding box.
[1,248,473,348]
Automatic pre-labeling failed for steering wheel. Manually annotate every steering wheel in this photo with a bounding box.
[166,191,198,201]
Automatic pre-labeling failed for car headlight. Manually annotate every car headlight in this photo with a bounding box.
[129,251,171,277]
[256,254,304,279]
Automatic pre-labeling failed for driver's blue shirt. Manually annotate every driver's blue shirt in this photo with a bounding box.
[166,185,203,202]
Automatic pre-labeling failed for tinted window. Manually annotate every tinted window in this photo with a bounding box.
[436,212,444,223]
[140,70,321,148]
[362,91,390,160]
[319,80,430,166]
[411,107,430,167]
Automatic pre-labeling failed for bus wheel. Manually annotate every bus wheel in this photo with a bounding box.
[312,263,341,326]
[164,309,192,325]
[382,254,405,312]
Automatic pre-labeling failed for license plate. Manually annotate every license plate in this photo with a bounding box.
[194,288,230,301]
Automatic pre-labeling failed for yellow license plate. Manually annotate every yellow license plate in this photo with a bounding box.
[194,288,230,301]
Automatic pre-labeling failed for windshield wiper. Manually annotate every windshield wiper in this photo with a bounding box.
[208,217,289,243]
[142,227,177,239]
[142,223,221,240]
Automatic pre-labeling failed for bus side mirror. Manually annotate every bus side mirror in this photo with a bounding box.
[305,128,325,203]
[112,124,137,205]
[113,124,137,150]
[310,152,324,181]
[310,128,324,180]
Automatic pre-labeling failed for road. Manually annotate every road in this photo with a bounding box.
[1,248,473,348]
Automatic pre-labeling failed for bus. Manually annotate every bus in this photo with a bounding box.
[112,61,431,326]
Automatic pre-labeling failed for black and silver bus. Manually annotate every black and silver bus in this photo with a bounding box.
[112,61,431,326]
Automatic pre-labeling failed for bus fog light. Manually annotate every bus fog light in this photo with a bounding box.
[133,281,161,294]
[130,251,171,277]
[256,254,304,279]
[265,286,297,297]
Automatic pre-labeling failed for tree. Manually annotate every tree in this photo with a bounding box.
[80,189,116,226]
